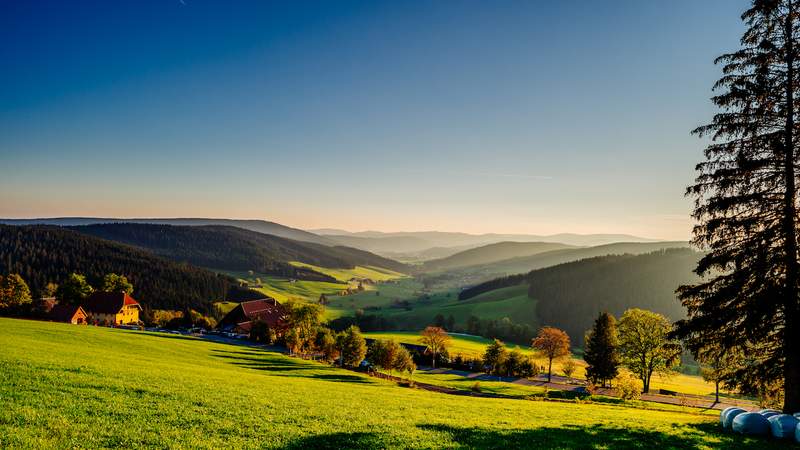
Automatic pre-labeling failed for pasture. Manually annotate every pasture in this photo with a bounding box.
[0,318,778,449]
[363,330,724,398]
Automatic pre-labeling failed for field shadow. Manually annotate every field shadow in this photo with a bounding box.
[127,331,199,342]
[281,432,388,449]
[416,423,787,450]
[209,349,374,385]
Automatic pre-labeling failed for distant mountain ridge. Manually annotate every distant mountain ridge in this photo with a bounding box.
[422,241,578,272]
[434,240,688,280]
[312,229,660,257]
[0,217,334,246]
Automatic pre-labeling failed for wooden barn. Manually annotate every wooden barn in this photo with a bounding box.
[217,298,288,335]
[47,304,88,324]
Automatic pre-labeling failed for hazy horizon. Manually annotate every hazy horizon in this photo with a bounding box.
[1,1,749,241]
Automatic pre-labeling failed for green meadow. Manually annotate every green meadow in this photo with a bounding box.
[0,318,782,449]
[288,262,406,283]
[363,330,724,397]
[326,281,538,331]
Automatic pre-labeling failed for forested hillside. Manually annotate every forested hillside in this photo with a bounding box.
[422,241,576,272]
[0,225,236,311]
[0,217,334,245]
[466,241,690,274]
[71,223,407,277]
[456,248,700,345]
[530,248,700,345]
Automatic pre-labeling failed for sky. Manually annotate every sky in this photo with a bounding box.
[0,0,749,240]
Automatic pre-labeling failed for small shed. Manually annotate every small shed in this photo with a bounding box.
[48,304,88,324]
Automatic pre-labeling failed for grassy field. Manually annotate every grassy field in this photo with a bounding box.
[364,330,539,358]
[0,318,781,449]
[326,280,537,331]
[363,331,722,397]
[226,267,403,317]
[289,262,406,283]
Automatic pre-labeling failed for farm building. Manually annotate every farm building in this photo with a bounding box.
[47,304,88,324]
[82,292,141,325]
[218,298,288,335]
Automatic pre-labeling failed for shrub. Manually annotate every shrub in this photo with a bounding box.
[471,382,482,393]
[614,373,642,401]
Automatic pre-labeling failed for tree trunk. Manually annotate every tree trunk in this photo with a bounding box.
[432,350,436,369]
[715,380,720,404]
[783,1,800,414]
[548,357,553,383]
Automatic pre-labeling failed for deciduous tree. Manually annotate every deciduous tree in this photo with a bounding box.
[393,346,416,379]
[367,339,402,375]
[532,326,571,382]
[0,273,32,311]
[337,326,367,368]
[419,326,451,368]
[619,309,681,393]
[100,273,133,294]
[315,328,339,363]
[55,273,93,305]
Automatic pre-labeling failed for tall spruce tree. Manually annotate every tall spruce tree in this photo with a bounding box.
[674,0,800,412]
[584,312,620,387]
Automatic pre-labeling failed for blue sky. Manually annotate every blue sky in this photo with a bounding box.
[0,0,747,239]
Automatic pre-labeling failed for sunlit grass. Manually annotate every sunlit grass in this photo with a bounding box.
[0,318,775,449]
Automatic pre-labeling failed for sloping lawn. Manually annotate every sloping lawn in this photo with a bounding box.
[0,318,784,449]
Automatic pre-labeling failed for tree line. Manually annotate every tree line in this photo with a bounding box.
[0,225,239,313]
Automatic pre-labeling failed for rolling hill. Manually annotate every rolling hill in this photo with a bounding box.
[70,223,408,279]
[530,248,700,344]
[0,319,745,449]
[0,225,237,311]
[313,229,658,256]
[460,248,700,345]
[427,241,692,289]
[0,217,334,245]
[421,241,577,272]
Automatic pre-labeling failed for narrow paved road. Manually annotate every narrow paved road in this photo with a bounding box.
[418,367,756,411]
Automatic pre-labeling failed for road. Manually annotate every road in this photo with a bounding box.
[419,367,756,411]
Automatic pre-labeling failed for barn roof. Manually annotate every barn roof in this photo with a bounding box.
[219,298,287,330]
[83,292,141,314]
[48,304,86,322]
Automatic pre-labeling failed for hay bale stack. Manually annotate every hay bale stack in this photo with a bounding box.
[721,407,746,430]
[767,414,798,439]
[732,412,770,436]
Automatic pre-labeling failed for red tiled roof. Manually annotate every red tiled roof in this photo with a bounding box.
[83,292,141,315]
[48,304,87,322]
[219,298,288,330]
[235,321,254,333]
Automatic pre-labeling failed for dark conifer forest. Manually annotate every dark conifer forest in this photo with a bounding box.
[0,225,236,312]
[71,223,407,278]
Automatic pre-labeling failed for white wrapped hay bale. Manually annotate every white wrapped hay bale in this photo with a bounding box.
[767,414,798,439]
[722,407,746,430]
[720,407,737,427]
[759,408,781,418]
[732,412,770,436]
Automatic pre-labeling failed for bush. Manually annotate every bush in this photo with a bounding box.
[471,382,482,393]
[614,373,642,401]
